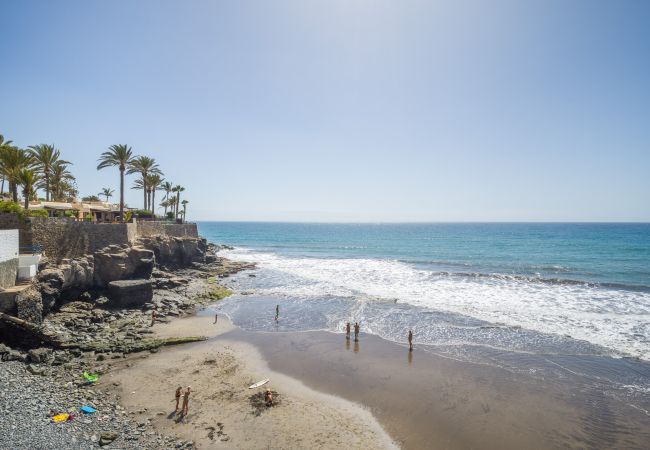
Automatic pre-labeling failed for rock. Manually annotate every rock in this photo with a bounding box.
[94,246,155,286]
[26,364,46,375]
[99,431,118,446]
[27,348,53,364]
[107,280,153,308]
[136,236,207,269]
[15,287,44,325]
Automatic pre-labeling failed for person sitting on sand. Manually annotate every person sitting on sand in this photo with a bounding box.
[264,389,273,407]
[181,386,191,416]
[408,329,413,351]
[175,386,182,412]
[346,322,351,340]
[150,309,157,327]
[354,322,360,341]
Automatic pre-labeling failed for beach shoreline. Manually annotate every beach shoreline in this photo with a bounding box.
[102,314,398,449]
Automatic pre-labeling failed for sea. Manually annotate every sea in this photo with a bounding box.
[198,222,650,413]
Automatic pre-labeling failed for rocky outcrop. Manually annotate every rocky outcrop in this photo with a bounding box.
[15,287,44,325]
[94,245,155,286]
[136,236,207,269]
[107,279,153,308]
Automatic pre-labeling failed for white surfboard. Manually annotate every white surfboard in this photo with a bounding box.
[248,378,270,389]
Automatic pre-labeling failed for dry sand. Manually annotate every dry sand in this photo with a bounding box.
[102,315,397,449]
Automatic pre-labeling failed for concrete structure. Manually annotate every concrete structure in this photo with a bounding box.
[0,230,18,289]
[18,254,41,281]
[28,200,124,222]
[0,214,199,262]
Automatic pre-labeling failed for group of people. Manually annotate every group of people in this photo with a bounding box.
[345,321,414,351]
[174,386,192,416]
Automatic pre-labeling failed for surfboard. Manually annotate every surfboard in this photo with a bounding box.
[248,378,270,389]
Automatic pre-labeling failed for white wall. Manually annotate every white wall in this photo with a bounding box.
[0,229,18,263]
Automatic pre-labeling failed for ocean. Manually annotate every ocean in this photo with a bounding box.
[198,222,650,411]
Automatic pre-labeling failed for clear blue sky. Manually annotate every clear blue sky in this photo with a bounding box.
[1,0,648,222]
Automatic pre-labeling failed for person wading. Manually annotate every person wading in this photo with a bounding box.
[275,304,279,321]
[354,322,360,342]
[408,329,413,351]
[346,322,351,340]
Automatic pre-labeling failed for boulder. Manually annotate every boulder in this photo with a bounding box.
[16,287,44,324]
[94,246,155,286]
[28,347,54,364]
[99,432,119,446]
[137,236,207,269]
[108,279,153,308]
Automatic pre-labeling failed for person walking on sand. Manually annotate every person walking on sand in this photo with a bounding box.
[354,322,360,342]
[174,386,182,412]
[408,329,413,351]
[213,313,218,324]
[346,322,351,340]
[181,386,191,416]
[150,309,157,327]
[275,304,279,321]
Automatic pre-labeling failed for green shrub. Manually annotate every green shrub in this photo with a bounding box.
[0,201,22,215]
[23,209,48,218]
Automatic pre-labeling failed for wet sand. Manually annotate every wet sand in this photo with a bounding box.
[103,314,650,449]
[229,328,650,450]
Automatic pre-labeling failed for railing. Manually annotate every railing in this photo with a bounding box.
[19,244,43,255]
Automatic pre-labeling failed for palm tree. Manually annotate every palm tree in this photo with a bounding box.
[49,162,75,201]
[99,187,114,202]
[97,144,134,222]
[159,199,169,216]
[181,199,188,223]
[0,135,13,195]
[146,174,163,215]
[166,197,177,219]
[0,147,34,202]
[28,144,70,201]
[127,156,162,211]
[160,181,173,215]
[17,168,39,210]
[172,185,185,218]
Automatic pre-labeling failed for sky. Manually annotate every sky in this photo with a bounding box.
[1,0,648,222]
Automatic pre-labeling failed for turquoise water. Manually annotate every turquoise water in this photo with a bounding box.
[199,222,650,411]
[200,222,650,289]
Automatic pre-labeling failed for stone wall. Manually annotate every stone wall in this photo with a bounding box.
[24,218,137,261]
[0,230,18,289]
[0,213,31,248]
[136,221,198,238]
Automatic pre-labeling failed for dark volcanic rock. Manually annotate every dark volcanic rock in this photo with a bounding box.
[94,246,155,286]
[15,287,44,325]
[108,279,153,308]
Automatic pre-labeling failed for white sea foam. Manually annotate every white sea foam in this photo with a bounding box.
[222,248,650,360]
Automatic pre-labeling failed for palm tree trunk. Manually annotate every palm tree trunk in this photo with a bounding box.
[143,181,147,210]
[45,173,50,201]
[1,177,4,195]
[176,192,180,218]
[120,168,125,222]
[151,189,156,216]
[23,188,29,210]
[11,183,18,203]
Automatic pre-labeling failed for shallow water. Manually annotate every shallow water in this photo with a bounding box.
[200,222,650,425]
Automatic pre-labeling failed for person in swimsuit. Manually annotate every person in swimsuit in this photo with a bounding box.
[174,386,182,412]
[213,313,218,324]
[408,329,413,351]
[181,386,191,416]
[354,322,360,342]
[345,322,351,340]
[275,304,279,321]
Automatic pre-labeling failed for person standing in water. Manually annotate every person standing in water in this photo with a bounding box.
[181,386,191,416]
[174,386,182,412]
[275,304,279,321]
[354,322,360,341]
[345,322,351,340]
[408,329,413,351]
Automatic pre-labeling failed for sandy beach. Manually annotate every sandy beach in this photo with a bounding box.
[101,315,397,449]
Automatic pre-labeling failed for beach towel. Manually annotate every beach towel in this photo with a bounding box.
[51,413,69,423]
[83,371,98,383]
[80,406,97,414]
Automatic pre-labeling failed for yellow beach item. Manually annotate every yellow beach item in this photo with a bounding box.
[51,413,69,423]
